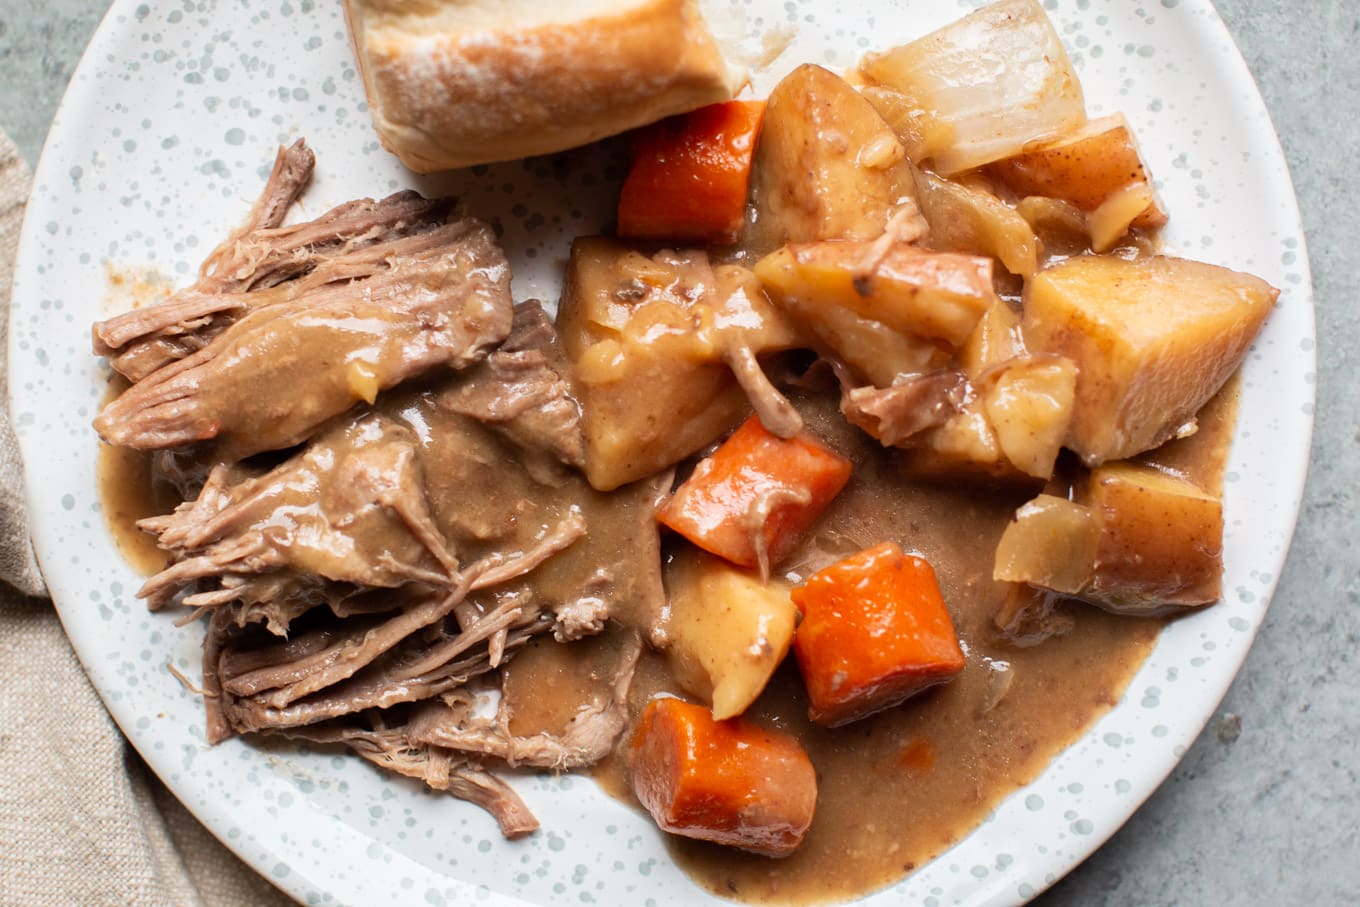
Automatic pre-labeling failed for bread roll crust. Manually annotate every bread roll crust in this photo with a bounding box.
[345,0,746,172]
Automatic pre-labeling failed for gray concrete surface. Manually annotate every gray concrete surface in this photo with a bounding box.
[2,0,1356,904]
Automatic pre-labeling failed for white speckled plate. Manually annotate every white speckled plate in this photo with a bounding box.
[8,0,1314,904]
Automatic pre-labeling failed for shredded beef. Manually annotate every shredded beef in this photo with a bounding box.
[100,144,666,835]
[94,221,514,459]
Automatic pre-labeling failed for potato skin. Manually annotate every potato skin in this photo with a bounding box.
[993,464,1224,616]
[981,355,1077,479]
[986,113,1167,230]
[1084,462,1225,614]
[747,64,910,252]
[756,242,998,349]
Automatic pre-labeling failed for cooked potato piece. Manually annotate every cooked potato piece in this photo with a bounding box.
[913,169,1039,278]
[756,241,999,349]
[987,114,1167,236]
[1022,255,1278,465]
[748,64,912,251]
[573,364,744,493]
[982,355,1076,479]
[559,238,800,490]
[993,494,1096,593]
[858,0,1086,174]
[1084,462,1224,613]
[664,549,798,720]
[993,464,1224,615]
[754,244,966,386]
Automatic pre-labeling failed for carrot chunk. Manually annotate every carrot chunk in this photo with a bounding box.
[657,415,853,571]
[617,100,766,245]
[630,697,817,857]
[792,542,965,727]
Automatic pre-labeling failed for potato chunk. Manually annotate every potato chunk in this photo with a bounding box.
[756,241,999,349]
[993,464,1224,616]
[1085,462,1224,614]
[1022,255,1278,464]
[899,400,1011,481]
[558,238,798,490]
[775,296,946,389]
[664,550,798,720]
[748,64,911,250]
[986,114,1167,234]
[991,113,1168,253]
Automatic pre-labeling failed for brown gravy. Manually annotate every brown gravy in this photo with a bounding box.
[98,379,1238,905]
[96,442,175,576]
[503,384,1239,905]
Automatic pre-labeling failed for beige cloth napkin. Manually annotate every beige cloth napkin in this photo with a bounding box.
[0,131,297,906]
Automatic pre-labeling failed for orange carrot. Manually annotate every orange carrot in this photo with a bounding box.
[630,697,817,857]
[792,542,965,728]
[617,100,766,245]
[657,414,853,571]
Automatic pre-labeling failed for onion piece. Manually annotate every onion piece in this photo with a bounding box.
[859,0,1086,174]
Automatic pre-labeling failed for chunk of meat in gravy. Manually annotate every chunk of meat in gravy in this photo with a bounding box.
[213,586,558,737]
[94,201,469,382]
[838,368,969,446]
[91,137,313,379]
[91,135,477,384]
[442,300,587,472]
[93,218,514,460]
[200,138,316,284]
[136,412,460,611]
[384,383,669,646]
[406,632,643,770]
[151,346,666,811]
[131,306,663,647]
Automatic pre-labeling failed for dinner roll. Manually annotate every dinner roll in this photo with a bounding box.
[343,0,749,172]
